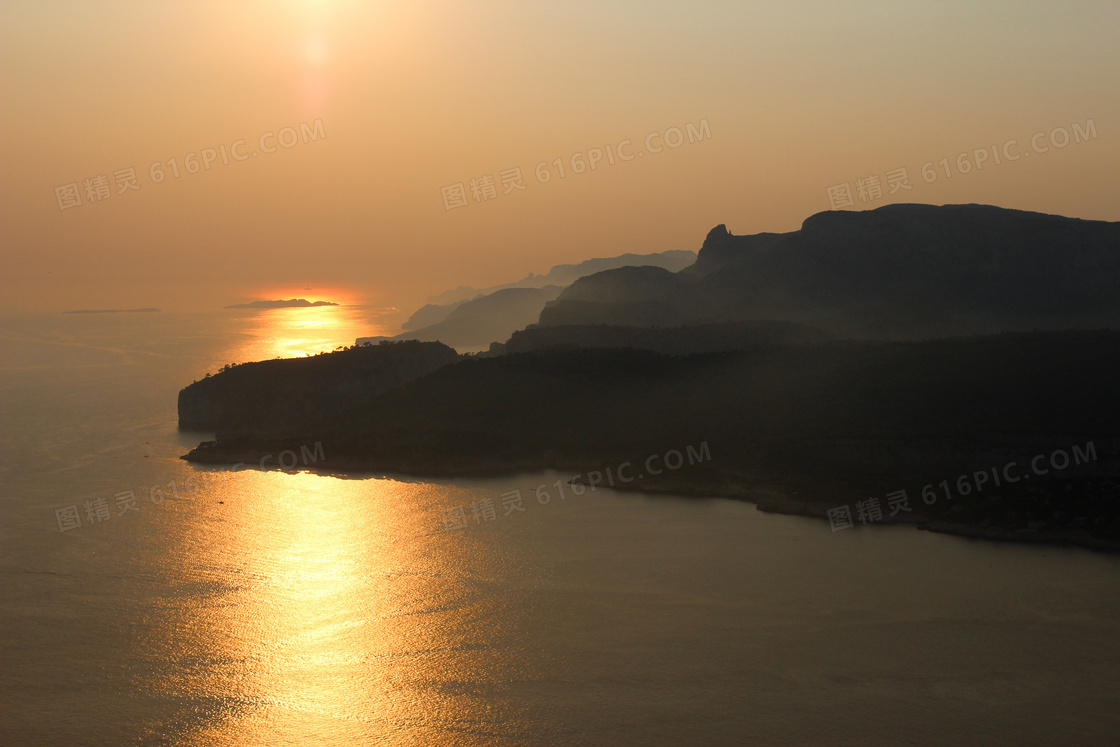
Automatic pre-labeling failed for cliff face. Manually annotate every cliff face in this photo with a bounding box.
[178,340,460,439]
[539,204,1120,338]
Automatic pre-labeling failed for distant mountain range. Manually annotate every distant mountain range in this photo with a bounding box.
[540,204,1120,338]
[420,250,697,308]
[381,250,696,351]
[360,286,565,351]
[226,299,338,309]
[389,204,1120,353]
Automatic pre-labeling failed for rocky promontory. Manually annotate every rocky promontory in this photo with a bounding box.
[178,340,460,438]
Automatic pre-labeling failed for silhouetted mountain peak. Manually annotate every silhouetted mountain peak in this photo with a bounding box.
[543,203,1120,338]
[703,224,730,247]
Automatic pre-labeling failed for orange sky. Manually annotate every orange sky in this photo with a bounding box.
[2,0,1117,316]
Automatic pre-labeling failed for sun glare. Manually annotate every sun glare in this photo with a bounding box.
[220,287,389,362]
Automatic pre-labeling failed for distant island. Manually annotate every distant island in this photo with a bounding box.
[225,299,339,309]
[63,308,160,314]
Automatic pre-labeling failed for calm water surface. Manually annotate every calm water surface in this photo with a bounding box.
[2,311,1119,745]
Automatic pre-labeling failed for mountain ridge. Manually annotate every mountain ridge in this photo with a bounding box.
[540,203,1120,338]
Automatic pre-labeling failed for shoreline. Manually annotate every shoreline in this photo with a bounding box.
[601,474,1120,553]
[182,444,1120,554]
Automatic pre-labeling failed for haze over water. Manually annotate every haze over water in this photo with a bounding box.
[2,310,1119,745]
[2,1,1118,315]
[3,1,1120,744]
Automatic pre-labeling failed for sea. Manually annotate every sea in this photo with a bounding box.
[2,308,1119,746]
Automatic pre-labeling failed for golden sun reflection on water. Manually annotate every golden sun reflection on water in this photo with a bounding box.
[212,473,389,738]
[220,304,390,364]
[135,467,538,746]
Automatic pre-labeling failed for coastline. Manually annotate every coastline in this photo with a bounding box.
[182,443,1120,554]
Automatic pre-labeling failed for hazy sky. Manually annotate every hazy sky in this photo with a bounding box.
[2,0,1117,316]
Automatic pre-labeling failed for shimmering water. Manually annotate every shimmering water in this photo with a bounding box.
[2,311,1120,745]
